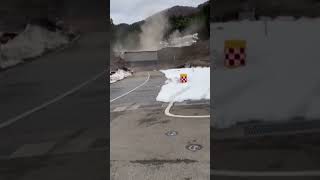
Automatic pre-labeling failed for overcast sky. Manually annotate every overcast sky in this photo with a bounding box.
[111,0,208,25]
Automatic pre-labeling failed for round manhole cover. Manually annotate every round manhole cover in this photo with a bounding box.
[165,131,178,136]
[186,144,202,152]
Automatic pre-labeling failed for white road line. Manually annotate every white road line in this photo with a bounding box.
[165,101,210,118]
[110,72,150,103]
[0,70,106,129]
[211,169,320,177]
[127,104,140,110]
[113,106,128,112]
[164,86,210,118]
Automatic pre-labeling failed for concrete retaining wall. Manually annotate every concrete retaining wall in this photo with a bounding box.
[157,41,209,68]
[123,41,209,70]
[124,51,158,62]
[128,61,159,71]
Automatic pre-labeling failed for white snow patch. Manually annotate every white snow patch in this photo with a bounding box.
[0,57,22,68]
[110,69,132,83]
[156,67,210,102]
[0,24,69,68]
[160,33,199,48]
[212,18,320,128]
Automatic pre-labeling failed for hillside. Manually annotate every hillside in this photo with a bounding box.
[111,1,209,51]
[212,0,320,22]
[146,6,200,21]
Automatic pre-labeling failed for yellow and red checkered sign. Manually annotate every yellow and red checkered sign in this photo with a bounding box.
[224,40,246,68]
[180,73,188,83]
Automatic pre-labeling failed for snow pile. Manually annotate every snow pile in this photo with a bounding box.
[212,18,320,128]
[160,33,199,48]
[0,58,22,68]
[156,67,210,102]
[110,69,132,83]
[0,24,69,68]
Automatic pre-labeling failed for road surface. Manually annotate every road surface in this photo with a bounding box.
[0,32,108,180]
[110,70,210,180]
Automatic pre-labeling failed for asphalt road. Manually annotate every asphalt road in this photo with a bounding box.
[211,131,320,180]
[110,70,210,180]
[0,32,108,180]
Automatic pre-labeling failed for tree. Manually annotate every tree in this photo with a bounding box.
[110,18,114,26]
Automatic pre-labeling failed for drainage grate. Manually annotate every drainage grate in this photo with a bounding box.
[244,120,320,136]
[186,144,202,152]
[165,131,178,136]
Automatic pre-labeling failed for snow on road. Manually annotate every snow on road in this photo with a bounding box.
[156,67,210,102]
[0,24,69,69]
[110,69,132,84]
[212,17,320,128]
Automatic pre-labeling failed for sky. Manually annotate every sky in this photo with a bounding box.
[111,0,208,25]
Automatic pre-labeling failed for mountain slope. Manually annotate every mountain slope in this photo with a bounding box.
[111,1,209,50]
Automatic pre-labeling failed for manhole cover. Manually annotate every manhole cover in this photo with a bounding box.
[165,131,178,136]
[186,144,202,152]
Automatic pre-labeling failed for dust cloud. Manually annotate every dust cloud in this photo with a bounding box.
[138,14,170,51]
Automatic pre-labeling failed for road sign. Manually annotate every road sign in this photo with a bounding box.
[180,73,188,83]
[224,40,246,68]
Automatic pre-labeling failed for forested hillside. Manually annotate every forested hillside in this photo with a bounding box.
[110,1,209,51]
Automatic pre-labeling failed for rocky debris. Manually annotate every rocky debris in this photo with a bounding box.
[110,51,130,72]
[160,33,199,48]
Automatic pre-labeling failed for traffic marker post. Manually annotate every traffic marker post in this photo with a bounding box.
[224,40,246,68]
[180,73,188,83]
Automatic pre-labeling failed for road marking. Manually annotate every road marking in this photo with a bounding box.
[110,72,150,103]
[162,103,169,108]
[0,70,106,129]
[113,106,128,112]
[164,86,210,118]
[175,101,209,106]
[211,169,320,177]
[10,142,56,158]
[127,104,140,110]
[165,101,210,118]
